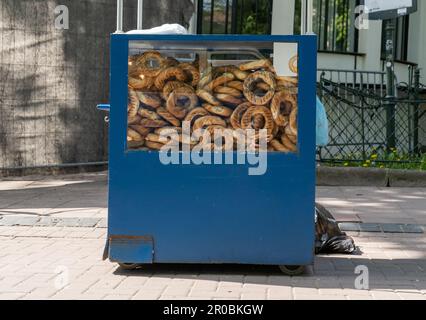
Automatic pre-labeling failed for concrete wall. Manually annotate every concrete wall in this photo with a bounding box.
[0,0,194,170]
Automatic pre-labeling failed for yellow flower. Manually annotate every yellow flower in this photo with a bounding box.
[344,162,349,167]
[363,164,368,167]
[366,160,371,164]
[371,154,378,160]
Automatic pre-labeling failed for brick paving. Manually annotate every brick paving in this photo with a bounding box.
[0,172,425,300]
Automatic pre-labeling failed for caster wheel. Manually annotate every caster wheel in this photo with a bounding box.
[118,263,140,270]
[279,265,305,276]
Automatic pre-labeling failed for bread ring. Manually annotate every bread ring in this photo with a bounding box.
[145,140,165,150]
[155,126,182,136]
[209,126,235,151]
[162,81,188,99]
[214,65,249,81]
[241,106,275,136]
[128,140,145,149]
[202,103,233,117]
[128,90,139,117]
[140,118,168,128]
[213,86,241,97]
[255,82,271,92]
[276,76,298,94]
[193,115,227,132]
[135,51,164,77]
[137,107,161,120]
[156,107,181,127]
[288,107,298,136]
[243,71,276,105]
[128,115,142,125]
[128,75,154,90]
[180,63,200,87]
[230,102,251,129]
[270,139,291,152]
[276,76,298,87]
[196,89,220,106]
[167,86,198,119]
[286,132,297,145]
[270,92,296,126]
[281,134,297,152]
[205,73,235,91]
[130,125,151,137]
[146,133,170,144]
[163,56,179,67]
[127,128,143,141]
[155,67,186,90]
[289,55,298,74]
[184,107,210,127]
[226,81,244,91]
[128,54,140,75]
[215,93,243,106]
[252,114,266,130]
[136,91,161,109]
[198,70,214,89]
[239,59,272,71]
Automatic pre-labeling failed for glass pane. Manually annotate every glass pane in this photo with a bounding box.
[199,0,272,35]
[127,40,299,153]
[296,0,357,52]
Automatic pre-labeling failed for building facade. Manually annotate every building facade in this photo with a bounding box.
[195,0,426,83]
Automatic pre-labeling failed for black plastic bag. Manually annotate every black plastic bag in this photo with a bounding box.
[315,203,357,254]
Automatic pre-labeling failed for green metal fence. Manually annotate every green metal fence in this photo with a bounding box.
[317,68,426,168]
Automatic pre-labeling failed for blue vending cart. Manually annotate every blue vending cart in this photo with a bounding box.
[100,33,317,275]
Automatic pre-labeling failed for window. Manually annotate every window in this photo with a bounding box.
[197,0,273,35]
[381,16,410,62]
[295,0,359,53]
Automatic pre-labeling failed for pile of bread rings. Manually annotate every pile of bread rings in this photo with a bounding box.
[127,50,298,152]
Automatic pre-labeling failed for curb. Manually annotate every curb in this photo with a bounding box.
[317,166,426,187]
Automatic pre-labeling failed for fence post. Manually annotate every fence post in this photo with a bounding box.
[384,20,396,152]
[360,73,366,161]
[413,68,420,155]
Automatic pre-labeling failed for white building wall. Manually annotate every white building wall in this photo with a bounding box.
[271,0,295,35]
[270,0,424,83]
[408,1,426,72]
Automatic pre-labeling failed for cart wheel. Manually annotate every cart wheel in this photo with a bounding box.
[118,263,140,270]
[279,265,305,276]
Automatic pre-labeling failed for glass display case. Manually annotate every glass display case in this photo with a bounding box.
[126,40,299,153]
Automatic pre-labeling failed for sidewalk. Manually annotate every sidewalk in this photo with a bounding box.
[0,172,425,300]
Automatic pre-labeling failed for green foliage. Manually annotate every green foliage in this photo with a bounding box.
[322,150,426,171]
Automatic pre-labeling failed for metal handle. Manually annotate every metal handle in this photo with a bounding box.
[116,0,123,33]
[137,0,144,30]
[116,0,144,33]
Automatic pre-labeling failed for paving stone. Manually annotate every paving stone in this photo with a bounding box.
[0,216,22,226]
[402,224,424,234]
[382,224,404,233]
[96,219,107,228]
[35,217,59,226]
[339,223,361,232]
[359,223,382,233]
[56,218,80,227]
[78,218,101,228]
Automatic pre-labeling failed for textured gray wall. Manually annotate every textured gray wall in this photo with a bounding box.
[0,0,194,169]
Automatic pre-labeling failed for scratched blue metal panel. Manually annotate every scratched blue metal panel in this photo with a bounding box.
[107,34,317,266]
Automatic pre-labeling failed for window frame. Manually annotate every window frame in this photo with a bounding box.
[196,0,273,35]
